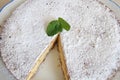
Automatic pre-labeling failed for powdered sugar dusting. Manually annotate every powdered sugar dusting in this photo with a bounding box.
[60,0,120,80]
[0,0,120,80]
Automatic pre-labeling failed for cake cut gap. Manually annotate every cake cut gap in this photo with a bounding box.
[31,44,65,80]
[26,34,70,80]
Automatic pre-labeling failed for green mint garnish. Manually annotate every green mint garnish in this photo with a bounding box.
[46,17,71,36]
[58,17,70,31]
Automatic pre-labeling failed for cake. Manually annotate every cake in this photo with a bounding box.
[0,0,120,80]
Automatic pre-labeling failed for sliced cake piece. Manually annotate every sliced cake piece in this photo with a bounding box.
[58,0,120,80]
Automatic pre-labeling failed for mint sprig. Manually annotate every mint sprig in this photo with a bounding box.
[46,17,71,36]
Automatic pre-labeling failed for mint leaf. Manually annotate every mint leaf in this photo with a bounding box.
[58,17,70,31]
[56,24,63,32]
[46,20,60,36]
[46,17,71,36]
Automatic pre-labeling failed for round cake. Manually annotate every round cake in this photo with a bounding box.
[0,0,120,80]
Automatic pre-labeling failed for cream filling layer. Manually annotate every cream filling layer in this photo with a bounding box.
[57,35,69,80]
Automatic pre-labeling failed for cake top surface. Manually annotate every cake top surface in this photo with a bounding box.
[0,0,120,80]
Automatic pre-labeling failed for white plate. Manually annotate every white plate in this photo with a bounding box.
[0,0,120,80]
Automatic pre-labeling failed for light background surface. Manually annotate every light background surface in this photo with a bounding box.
[0,0,120,80]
